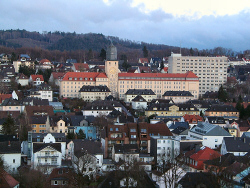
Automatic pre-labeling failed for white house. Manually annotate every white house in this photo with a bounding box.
[17,73,29,86]
[30,83,53,101]
[29,75,44,86]
[0,141,21,174]
[131,95,147,110]
[188,122,232,149]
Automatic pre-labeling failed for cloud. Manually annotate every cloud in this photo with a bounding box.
[0,0,250,51]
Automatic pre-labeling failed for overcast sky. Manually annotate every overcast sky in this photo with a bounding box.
[1,0,250,51]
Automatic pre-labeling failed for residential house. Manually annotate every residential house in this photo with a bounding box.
[72,63,89,72]
[162,91,194,103]
[50,115,70,134]
[221,137,250,156]
[29,75,44,86]
[29,83,53,101]
[124,89,156,103]
[13,54,34,73]
[0,141,21,174]
[112,144,139,163]
[82,100,122,117]
[182,114,203,128]
[150,136,180,165]
[36,59,54,69]
[1,98,23,112]
[188,122,232,149]
[138,58,149,65]
[16,73,29,86]
[79,85,111,102]
[47,167,76,187]
[184,146,221,172]
[30,116,50,133]
[102,122,172,158]
[205,116,227,127]
[205,104,239,118]
[177,172,220,188]
[70,139,103,177]
[131,95,147,110]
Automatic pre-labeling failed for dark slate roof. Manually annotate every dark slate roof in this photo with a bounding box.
[169,122,189,130]
[223,137,250,152]
[177,103,198,111]
[30,116,47,124]
[178,172,220,188]
[150,99,174,104]
[206,104,238,112]
[131,95,147,102]
[73,139,102,158]
[162,90,193,97]
[32,133,66,142]
[114,144,139,154]
[33,143,61,153]
[125,89,155,95]
[79,85,110,92]
[171,126,188,135]
[36,82,52,91]
[83,100,121,111]
[203,153,247,167]
[22,97,49,106]
[206,116,226,124]
[0,141,21,154]
[0,135,19,142]
[86,61,104,65]
[1,98,21,106]
[69,115,85,127]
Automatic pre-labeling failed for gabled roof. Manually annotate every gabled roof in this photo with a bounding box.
[30,116,47,124]
[61,72,106,81]
[206,104,238,112]
[222,161,247,176]
[51,72,65,79]
[30,75,44,81]
[138,58,149,63]
[131,95,147,102]
[73,139,102,158]
[33,143,61,153]
[0,168,19,188]
[73,63,89,71]
[223,137,250,152]
[183,114,203,123]
[18,73,28,79]
[0,141,21,154]
[125,89,155,95]
[190,122,231,136]
[40,59,50,64]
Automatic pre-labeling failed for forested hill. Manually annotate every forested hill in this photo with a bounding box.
[0,29,175,52]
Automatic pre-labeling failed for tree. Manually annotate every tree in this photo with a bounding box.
[142,46,148,58]
[99,48,106,60]
[160,61,164,70]
[93,114,108,140]
[77,129,86,139]
[218,85,228,102]
[1,115,16,135]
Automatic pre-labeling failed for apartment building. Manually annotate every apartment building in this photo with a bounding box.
[60,44,200,99]
[168,52,228,96]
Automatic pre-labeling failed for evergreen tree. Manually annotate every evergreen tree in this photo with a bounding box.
[77,129,86,139]
[1,115,16,135]
[99,48,106,60]
[218,85,228,102]
[142,46,148,58]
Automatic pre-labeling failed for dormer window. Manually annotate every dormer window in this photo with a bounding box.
[80,77,83,80]
[90,78,93,80]
[74,78,77,80]
[85,78,88,80]
[69,77,72,80]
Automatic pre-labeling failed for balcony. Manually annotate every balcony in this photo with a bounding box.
[37,155,59,158]
[38,162,59,166]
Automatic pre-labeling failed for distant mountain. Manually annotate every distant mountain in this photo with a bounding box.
[0,29,175,52]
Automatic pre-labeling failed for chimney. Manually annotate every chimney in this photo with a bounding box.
[8,141,11,147]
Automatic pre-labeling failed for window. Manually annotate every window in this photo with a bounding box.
[54,181,58,185]
[110,128,113,131]
[131,135,136,138]
[115,128,119,131]
[130,129,136,132]
[13,159,15,163]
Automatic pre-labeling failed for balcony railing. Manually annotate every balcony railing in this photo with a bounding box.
[37,155,59,158]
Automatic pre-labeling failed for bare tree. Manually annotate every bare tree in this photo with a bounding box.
[93,113,108,139]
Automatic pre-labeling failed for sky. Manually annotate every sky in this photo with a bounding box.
[1,0,250,52]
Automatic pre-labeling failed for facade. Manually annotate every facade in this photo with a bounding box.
[124,89,156,102]
[17,73,29,86]
[79,85,111,102]
[205,104,239,118]
[29,75,44,86]
[60,44,199,100]
[131,95,148,110]
[168,52,228,96]
[150,136,180,164]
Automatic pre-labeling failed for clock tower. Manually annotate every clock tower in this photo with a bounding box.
[105,43,119,98]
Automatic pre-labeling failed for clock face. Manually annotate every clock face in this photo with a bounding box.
[109,67,116,74]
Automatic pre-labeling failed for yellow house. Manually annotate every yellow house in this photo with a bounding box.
[205,105,239,118]
[31,116,50,133]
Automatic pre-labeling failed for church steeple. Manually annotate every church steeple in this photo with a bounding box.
[106,42,117,61]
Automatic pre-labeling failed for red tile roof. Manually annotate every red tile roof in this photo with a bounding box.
[139,58,149,63]
[190,147,221,170]
[0,168,19,188]
[73,63,89,71]
[31,75,44,81]
[96,72,108,78]
[0,94,12,103]
[40,59,50,63]
[118,71,198,80]
[62,72,106,81]
[51,72,66,79]
[183,114,203,123]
